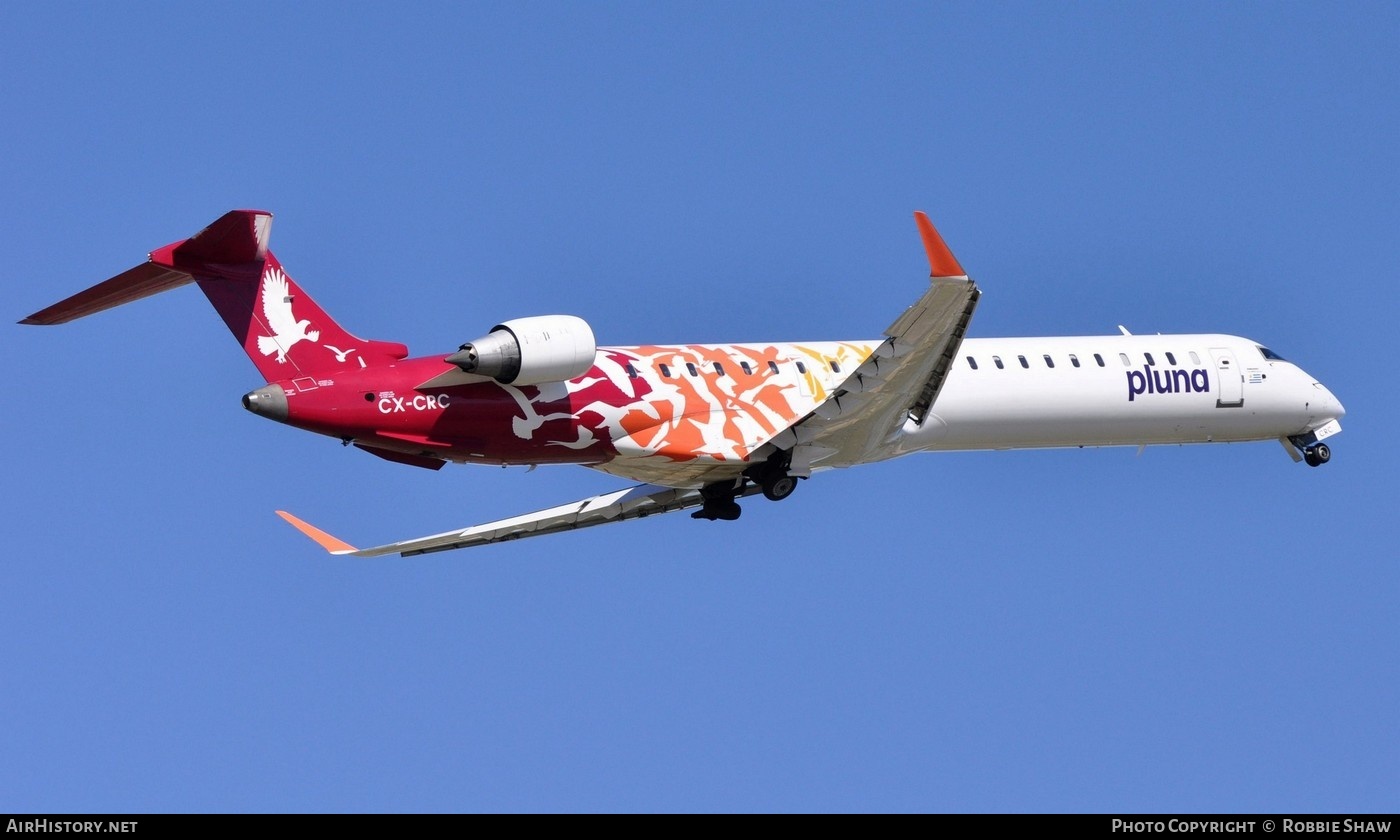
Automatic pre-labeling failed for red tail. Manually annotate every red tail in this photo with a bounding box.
[22,210,408,382]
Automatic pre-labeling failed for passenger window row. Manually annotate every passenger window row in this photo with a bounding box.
[625,356,846,380]
[966,350,1203,371]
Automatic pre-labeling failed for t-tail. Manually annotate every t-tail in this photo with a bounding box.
[20,209,408,381]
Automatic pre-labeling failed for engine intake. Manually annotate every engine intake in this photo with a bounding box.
[446,315,596,385]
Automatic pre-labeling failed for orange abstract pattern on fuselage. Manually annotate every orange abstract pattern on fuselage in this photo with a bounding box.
[507,340,876,464]
[276,340,878,471]
[585,340,868,462]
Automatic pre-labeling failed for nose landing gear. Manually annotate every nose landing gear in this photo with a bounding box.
[1303,442,1331,467]
[1289,433,1333,468]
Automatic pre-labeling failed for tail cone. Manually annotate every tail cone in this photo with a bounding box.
[242,384,288,422]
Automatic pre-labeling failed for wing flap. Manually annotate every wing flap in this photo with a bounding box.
[902,282,980,425]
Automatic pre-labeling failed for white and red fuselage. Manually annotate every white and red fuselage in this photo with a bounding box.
[245,333,1343,483]
[23,209,1345,553]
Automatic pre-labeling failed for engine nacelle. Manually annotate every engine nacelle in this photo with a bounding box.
[446,315,597,385]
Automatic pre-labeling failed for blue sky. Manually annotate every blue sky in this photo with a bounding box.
[2,2,1395,812]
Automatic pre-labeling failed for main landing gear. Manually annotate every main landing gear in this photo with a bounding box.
[760,472,797,501]
[691,452,801,521]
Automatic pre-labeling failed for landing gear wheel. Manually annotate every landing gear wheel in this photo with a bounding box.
[761,473,797,502]
[1307,443,1331,467]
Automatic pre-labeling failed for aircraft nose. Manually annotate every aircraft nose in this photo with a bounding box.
[1313,381,1345,420]
[242,384,289,422]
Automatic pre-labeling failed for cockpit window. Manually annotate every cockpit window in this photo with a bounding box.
[1258,346,1287,362]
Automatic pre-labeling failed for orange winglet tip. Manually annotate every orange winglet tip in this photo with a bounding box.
[913,211,966,278]
[276,510,358,554]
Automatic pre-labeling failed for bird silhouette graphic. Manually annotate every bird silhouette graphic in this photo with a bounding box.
[255,268,319,363]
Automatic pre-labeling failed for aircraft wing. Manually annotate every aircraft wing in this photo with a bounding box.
[277,482,761,557]
[771,212,980,472]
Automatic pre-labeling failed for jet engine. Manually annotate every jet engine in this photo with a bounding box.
[446,315,597,385]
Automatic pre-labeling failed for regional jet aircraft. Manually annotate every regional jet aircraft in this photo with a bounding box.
[21,210,1345,555]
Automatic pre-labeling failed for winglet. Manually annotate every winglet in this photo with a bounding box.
[913,211,966,278]
[276,510,360,555]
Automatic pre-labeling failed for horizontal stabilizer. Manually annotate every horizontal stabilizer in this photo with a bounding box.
[20,209,271,326]
[21,262,193,325]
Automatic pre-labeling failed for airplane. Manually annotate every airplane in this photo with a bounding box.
[21,209,1345,556]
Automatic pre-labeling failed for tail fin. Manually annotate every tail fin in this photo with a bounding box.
[21,210,408,381]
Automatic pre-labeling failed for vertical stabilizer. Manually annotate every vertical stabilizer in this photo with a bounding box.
[23,210,408,381]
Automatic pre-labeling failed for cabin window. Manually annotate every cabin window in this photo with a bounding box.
[1119,353,1131,367]
[796,361,807,374]
[713,362,725,376]
[659,364,672,378]
[740,361,753,375]
[830,360,841,373]
[768,361,779,374]
[967,356,979,370]
[1189,351,1201,365]
[1018,355,1029,368]
[685,362,698,376]
[1144,352,1156,366]
[993,355,1004,369]
[625,363,639,378]
[1043,354,1055,368]
[1165,352,1177,366]
[1069,354,1081,368]
[1094,353,1105,367]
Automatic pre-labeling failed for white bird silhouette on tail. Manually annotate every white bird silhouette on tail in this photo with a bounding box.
[256,268,319,363]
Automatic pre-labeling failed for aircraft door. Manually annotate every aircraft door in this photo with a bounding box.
[1210,347,1243,407]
